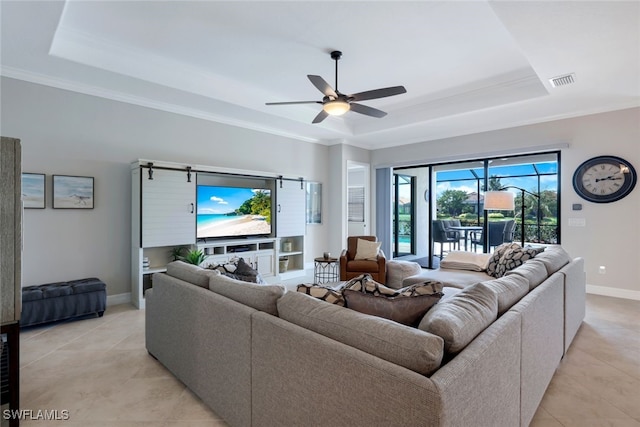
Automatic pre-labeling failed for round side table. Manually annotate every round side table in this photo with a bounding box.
[314,257,339,284]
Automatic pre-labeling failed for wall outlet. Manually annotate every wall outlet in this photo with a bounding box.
[598,266,606,275]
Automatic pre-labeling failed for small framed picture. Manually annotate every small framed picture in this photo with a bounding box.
[22,173,46,209]
[52,175,94,209]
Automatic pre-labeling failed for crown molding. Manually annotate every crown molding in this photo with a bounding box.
[0,66,322,144]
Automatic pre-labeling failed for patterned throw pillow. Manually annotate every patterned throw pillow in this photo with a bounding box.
[342,274,443,297]
[296,284,345,306]
[486,243,520,278]
[494,245,546,278]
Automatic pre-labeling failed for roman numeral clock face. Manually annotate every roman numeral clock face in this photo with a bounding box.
[573,156,637,203]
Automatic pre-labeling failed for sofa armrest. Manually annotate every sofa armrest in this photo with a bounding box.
[146,273,255,427]
[430,310,521,427]
[558,257,586,353]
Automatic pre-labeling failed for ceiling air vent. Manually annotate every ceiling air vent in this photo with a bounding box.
[549,73,576,88]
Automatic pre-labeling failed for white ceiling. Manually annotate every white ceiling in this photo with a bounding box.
[1,1,639,149]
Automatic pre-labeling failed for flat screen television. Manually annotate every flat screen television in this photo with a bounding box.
[196,185,272,240]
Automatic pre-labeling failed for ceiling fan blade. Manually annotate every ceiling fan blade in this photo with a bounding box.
[312,109,329,124]
[308,75,338,98]
[349,86,407,102]
[266,101,321,105]
[349,103,387,118]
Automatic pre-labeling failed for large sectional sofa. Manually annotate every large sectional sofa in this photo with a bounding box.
[145,245,585,427]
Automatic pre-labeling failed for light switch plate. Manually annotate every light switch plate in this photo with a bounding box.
[568,218,586,227]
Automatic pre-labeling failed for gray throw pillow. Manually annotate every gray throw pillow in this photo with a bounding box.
[343,289,442,326]
[232,257,266,284]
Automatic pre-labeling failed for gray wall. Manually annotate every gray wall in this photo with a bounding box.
[372,107,640,298]
[1,77,330,297]
[3,76,638,300]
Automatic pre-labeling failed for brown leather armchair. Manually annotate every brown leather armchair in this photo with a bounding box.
[339,236,386,284]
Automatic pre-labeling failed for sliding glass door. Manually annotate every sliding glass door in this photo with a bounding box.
[393,151,560,268]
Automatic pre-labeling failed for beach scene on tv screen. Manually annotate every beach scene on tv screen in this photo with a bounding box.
[197,186,271,238]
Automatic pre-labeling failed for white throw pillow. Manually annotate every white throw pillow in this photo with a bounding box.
[354,239,381,260]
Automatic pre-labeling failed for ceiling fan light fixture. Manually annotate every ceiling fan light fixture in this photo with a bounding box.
[323,100,350,116]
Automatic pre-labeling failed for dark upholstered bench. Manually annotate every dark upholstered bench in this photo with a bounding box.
[21,278,106,327]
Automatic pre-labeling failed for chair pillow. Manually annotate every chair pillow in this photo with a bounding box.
[354,239,381,260]
[343,289,442,326]
[418,282,498,354]
[277,291,444,376]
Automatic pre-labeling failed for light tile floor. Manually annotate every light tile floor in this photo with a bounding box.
[9,294,640,426]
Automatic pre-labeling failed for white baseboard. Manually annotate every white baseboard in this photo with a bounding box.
[107,292,132,306]
[586,284,640,301]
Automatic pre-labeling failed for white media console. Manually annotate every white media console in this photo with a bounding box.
[131,160,306,309]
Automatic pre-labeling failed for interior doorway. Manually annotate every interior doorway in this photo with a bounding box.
[347,161,370,237]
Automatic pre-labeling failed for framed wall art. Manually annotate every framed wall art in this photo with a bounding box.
[21,173,46,209]
[52,175,94,209]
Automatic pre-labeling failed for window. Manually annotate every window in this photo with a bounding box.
[394,151,560,268]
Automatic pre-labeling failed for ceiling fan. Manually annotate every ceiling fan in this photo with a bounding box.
[266,50,407,124]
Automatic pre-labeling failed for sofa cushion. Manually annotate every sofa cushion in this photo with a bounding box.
[386,260,422,289]
[343,289,442,326]
[494,245,546,277]
[166,261,221,288]
[505,259,549,290]
[208,274,285,316]
[418,282,498,354]
[277,292,444,375]
[354,239,381,260]
[402,268,492,289]
[532,245,571,275]
[440,251,492,272]
[480,274,529,315]
[296,284,345,306]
